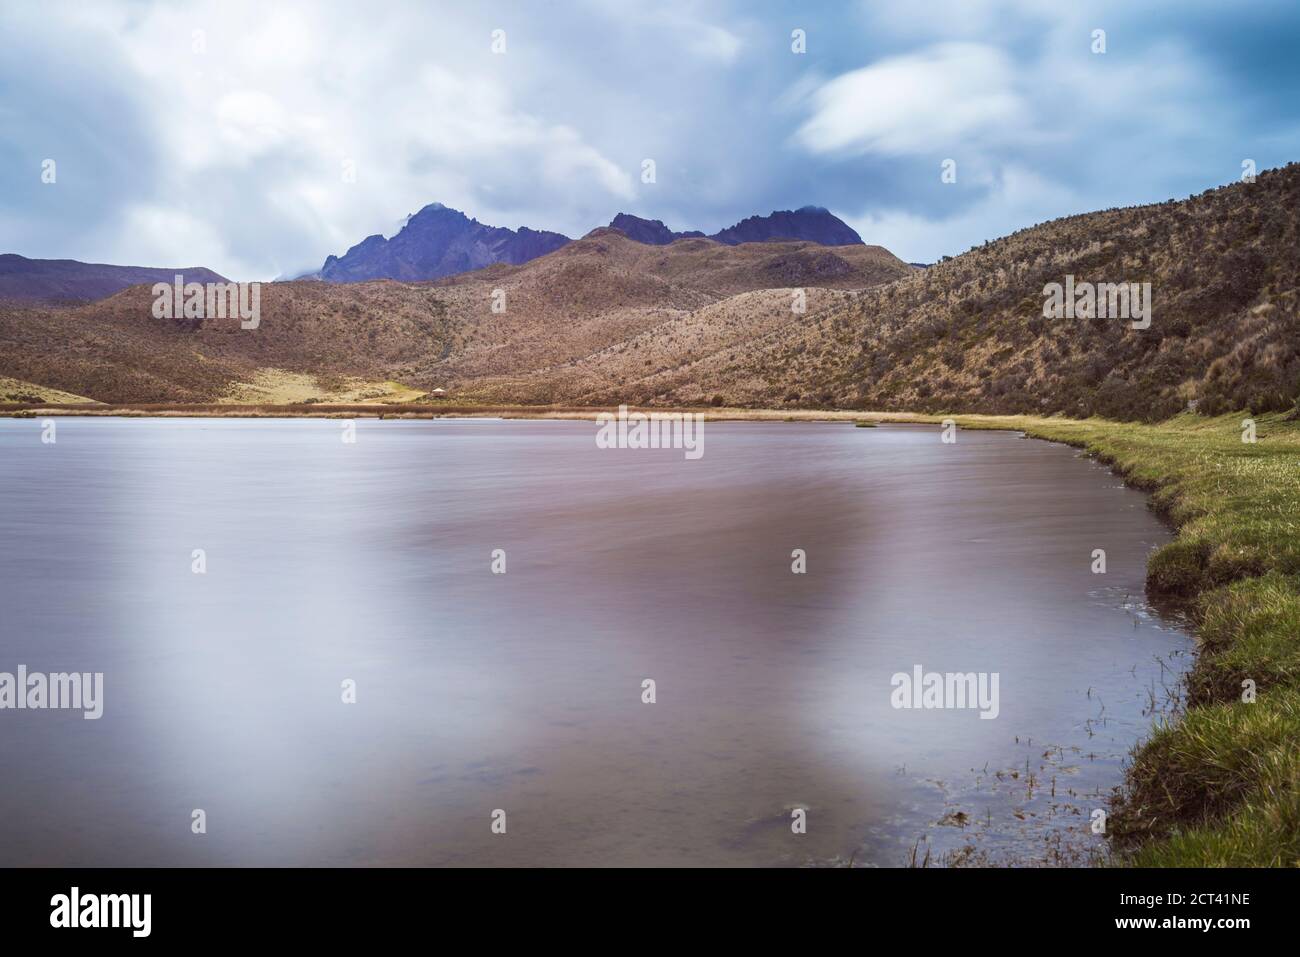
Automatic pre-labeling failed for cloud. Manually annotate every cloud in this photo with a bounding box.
[0,0,640,279]
[795,43,1026,156]
[1,0,1298,272]
[789,2,1284,261]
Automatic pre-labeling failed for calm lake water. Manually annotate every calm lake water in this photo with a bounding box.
[0,417,1190,866]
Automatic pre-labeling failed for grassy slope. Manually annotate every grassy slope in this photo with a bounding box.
[0,375,99,404]
[0,235,914,406]
[705,164,1300,420]
[215,369,430,405]
[932,411,1300,866]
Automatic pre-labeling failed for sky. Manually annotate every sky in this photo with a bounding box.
[2,0,1298,279]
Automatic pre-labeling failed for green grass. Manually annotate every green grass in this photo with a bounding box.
[919,411,1300,867]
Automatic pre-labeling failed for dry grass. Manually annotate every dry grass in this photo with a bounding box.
[216,368,429,405]
[707,164,1300,419]
[0,232,912,406]
[0,375,99,404]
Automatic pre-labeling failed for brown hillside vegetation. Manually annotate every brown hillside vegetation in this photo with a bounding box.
[706,163,1299,419]
[2,165,1297,418]
[0,232,911,404]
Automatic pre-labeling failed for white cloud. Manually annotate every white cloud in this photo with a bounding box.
[794,9,1241,261]
[0,0,639,279]
[796,43,1025,156]
[2,0,1295,275]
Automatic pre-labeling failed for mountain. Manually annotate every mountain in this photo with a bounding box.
[0,255,228,303]
[5,165,1297,419]
[316,203,866,285]
[0,232,912,404]
[607,214,705,245]
[710,206,863,246]
[319,204,570,282]
[607,207,864,248]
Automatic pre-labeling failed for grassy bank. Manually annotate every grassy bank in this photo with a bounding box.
[931,411,1300,867]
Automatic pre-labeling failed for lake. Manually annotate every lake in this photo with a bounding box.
[0,417,1191,866]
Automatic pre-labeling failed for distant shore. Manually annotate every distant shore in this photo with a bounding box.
[0,402,930,424]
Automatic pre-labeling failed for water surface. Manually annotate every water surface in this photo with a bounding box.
[0,418,1190,865]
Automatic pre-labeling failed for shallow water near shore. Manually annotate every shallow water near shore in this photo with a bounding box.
[0,417,1191,866]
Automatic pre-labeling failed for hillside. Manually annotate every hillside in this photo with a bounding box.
[693,163,1300,419]
[0,255,228,303]
[0,232,912,404]
[2,165,1296,417]
[401,232,907,400]
[439,166,1299,415]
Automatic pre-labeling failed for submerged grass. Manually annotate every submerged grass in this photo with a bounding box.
[924,411,1300,867]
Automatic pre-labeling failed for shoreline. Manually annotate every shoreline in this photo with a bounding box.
[948,412,1300,866]
[0,402,930,423]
